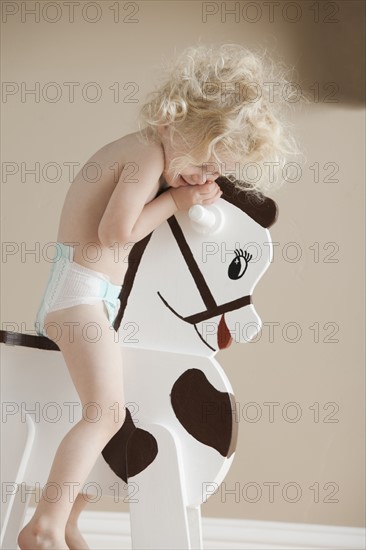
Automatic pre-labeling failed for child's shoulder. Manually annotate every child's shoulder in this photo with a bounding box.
[87,130,164,186]
[85,130,163,180]
[105,129,163,164]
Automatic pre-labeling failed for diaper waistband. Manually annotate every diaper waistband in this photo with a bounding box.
[52,242,121,290]
[54,242,75,261]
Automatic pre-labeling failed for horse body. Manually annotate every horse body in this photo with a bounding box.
[100,182,278,548]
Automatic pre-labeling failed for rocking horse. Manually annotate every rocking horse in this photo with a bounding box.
[0,176,278,549]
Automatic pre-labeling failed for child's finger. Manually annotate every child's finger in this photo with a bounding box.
[200,181,218,194]
[202,187,222,204]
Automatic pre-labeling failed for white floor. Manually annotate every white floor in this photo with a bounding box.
[19,508,366,550]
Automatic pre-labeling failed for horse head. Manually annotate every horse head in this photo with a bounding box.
[114,177,278,357]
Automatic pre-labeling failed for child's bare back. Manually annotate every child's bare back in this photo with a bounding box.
[55,129,167,286]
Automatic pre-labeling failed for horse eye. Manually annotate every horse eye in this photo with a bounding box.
[228,249,251,280]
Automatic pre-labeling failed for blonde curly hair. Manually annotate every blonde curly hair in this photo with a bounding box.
[138,42,308,197]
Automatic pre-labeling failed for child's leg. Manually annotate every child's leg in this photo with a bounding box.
[18,302,126,550]
[65,493,90,550]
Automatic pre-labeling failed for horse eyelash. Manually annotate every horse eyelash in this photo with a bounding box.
[234,248,253,262]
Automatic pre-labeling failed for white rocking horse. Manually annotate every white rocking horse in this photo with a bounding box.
[0,176,278,549]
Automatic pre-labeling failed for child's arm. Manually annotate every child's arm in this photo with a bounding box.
[98,143,222,247]
[98,144,177,247]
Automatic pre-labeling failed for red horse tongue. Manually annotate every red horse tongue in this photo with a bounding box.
[217,313,233,349]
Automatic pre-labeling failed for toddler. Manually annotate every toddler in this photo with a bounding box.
[18,43,299,549]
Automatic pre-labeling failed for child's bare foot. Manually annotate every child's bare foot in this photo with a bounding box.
[18,519,68,549]
[65,523,90,550]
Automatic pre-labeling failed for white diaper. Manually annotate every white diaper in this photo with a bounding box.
[35,243,122,337]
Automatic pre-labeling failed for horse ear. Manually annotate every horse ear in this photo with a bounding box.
[217,177,279,229]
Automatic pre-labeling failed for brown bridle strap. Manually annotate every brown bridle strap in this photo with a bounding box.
[157,215,252,325]
[166,215,218,310]
[157,290,251,325]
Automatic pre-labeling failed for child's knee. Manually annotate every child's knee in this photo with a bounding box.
[90,402,126,435]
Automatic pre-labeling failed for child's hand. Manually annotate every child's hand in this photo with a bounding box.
[169,181,223,211]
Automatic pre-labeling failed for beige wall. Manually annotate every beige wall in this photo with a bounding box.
[2,0,365,528]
